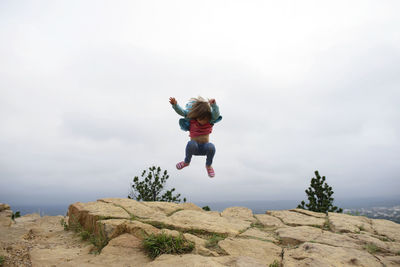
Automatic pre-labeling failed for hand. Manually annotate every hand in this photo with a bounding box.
[169,97,177,105]
[209,98,216,105]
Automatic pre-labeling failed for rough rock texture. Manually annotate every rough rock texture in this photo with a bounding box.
[0,203,12,227]
[1,199,400,267]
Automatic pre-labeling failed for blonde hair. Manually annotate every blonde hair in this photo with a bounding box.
[187,96,211,121]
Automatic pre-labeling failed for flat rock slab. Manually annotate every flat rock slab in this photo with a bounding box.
[254,214,285,228]
[99,198,162,218]
[371,219,400,242]
[377,255,400,267]
[283,242,382,267]
[219,237,282,265]
[239,228,278,243]
[144,254,226,267]
[215,256,269,267]
[153,209,252,236]
[267,210,325,227]
[276,226,322,245]
[221,207,256,222]
[314,230,362,250]
[328,212,374,233]
[289,208,326,218]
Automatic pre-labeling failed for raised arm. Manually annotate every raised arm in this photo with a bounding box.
[169,97,187,117]
[209,99,222,123]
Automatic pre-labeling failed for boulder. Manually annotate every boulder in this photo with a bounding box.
[68,201,130,232]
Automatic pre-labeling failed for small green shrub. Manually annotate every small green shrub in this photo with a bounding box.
[11,211,21,221]
[205,234,225,248]
[60,218,69,231]
[202,206,211,211]
[142,233,194,259]
[80,230,91,241]
[396,250,400,256]
[0,255,5,266]
[89,231,109,254]
[269,260,280,267]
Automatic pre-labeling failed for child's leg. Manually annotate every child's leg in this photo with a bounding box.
[184,140,199,164]
[198,142,216,166]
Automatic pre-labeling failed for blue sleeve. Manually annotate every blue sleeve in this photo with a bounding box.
[172,104,188,117]
[210,103,222,124]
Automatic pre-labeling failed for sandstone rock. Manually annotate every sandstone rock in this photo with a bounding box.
[328,212,374,233]
[124,219,160,239]
[160,228,180,237]
[239,228,278,243]
[221,207,256,222]
[215,255,269,267]
[144,254,226,267]
[183,233,218,256]
[254,214,285,227]
[276,226,322,245]
[0,203,10,212]
[289,208,326,218]
[68,201,130,232]
[348,232,395,253]
[98,233,150,266]
[98,219,128,239]
[3,199,400,267]
[314,230,362,249]
[153,209,252,236]
[267,210,325,227]
[371,218,400,242]
[376,255,400,267]
[142,201,203,214]
[283,242,382,267]
[219,237,282,265]
[14,213,41,224]
[0,209,12,227]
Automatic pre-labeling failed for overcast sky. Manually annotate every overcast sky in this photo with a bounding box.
[1,1,399,206]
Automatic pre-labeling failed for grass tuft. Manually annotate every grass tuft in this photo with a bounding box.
[60,215,109,253]
[142,233,194,259]
[269,259,280,267]
[364,243,380,254]
[323,218,331,230]
[0,255,5,266]
[205,234,225,248]
[250,221,264,229]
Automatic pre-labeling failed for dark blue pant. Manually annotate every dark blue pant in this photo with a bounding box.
[184,140,216,166]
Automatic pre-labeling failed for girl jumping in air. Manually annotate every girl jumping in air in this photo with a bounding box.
[169,96,222,177]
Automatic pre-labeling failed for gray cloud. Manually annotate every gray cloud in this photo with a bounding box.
[1,1,399,207]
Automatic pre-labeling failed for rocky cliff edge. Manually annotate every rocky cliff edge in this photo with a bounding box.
[1,199,400,266]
